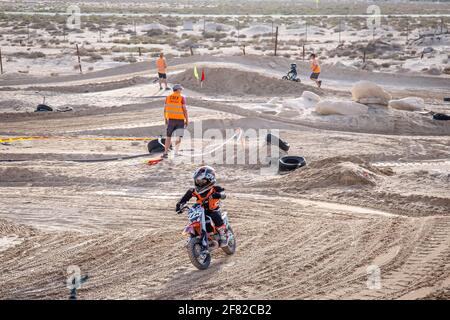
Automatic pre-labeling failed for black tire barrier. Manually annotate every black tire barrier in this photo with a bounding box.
[147,138,166,154]
[35,104,53,112]
[444,97,450,102]
[147,138,172,154]
[266,133,290,152]
[279,156,306,172]
[433,113,450,121]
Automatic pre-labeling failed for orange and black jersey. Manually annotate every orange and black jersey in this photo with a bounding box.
[179,185,226,211]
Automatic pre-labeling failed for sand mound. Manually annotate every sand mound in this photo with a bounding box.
[292,163,379,189]
[284,91,321,110]
[171,68,320,96]
[315,100,368,116]
[273,157,393,191]
[352,81,392,106]
[0,167,46,183]
[0,219,36,237]
[389,97,425,112]
[0,99,35,112]
[241,25,272,36]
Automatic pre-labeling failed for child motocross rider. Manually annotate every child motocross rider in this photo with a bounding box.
[176,166,228,247]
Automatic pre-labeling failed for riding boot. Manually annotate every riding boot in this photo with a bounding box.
[217,225,228,247]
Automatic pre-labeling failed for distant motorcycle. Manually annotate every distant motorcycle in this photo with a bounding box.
[282,72,301,82]
[282,63,301,82]
[178,203,236,270]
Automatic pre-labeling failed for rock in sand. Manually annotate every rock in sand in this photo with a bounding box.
[315,100,369,116]
[388,97,425,112]
[351,81,392,106]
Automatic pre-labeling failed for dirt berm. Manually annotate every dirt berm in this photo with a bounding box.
[172,67,322,96]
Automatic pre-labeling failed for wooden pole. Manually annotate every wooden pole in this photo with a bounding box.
[363,49,366,63]
[190,46,194,56]
[0,48,4,74]
[63,25,66,42]
[138,47,142,56]
[27,24,30,41]
[242,45,246,56]
[274,26,279,56]
[76,44,82,74]
[302,44,305,61]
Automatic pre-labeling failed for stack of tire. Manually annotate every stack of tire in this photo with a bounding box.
[266,133,306,173]
[35,104,53,112]
[147,137,172,154]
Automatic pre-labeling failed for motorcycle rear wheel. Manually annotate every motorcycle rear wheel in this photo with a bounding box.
[222,226,236,255]
[187,237,211,270]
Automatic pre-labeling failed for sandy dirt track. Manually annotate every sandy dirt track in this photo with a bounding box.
[1,55,449,299]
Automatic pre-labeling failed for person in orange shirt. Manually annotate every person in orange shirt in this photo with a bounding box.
[162,84,188,158]
[156,52,169,90]
[309,53,322,88]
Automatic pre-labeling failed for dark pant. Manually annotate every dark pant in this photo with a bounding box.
[206,209,224,230]
[166,119,185,137]
[310,72,320,80]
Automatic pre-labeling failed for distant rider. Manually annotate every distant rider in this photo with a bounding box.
[309,53,322,88]
[176,166,228,247]
[288,63,298,80]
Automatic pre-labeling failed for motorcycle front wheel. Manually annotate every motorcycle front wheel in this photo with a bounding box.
[222,226,236,255]
[187,237,211,270]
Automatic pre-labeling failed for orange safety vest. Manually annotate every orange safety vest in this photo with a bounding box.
[193,188,220,211]
[164,92,186,121]
[311,60,321,73]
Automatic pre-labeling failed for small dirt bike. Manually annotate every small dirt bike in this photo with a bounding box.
[178,203,236,270]
[282,71,301,82]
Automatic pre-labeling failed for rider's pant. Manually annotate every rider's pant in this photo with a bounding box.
[206,209,224,228]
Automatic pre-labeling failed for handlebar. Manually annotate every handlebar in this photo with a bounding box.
[176,203,190,214]
[176,197,213,214]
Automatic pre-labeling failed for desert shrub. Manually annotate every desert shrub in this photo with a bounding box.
[11,51,46,59]
[45,24,58,31]
[146,29,164,37]
[86,53,103,62]
[113,55,137,63]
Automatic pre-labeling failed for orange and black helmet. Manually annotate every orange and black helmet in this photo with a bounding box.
[193,166,216,194]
